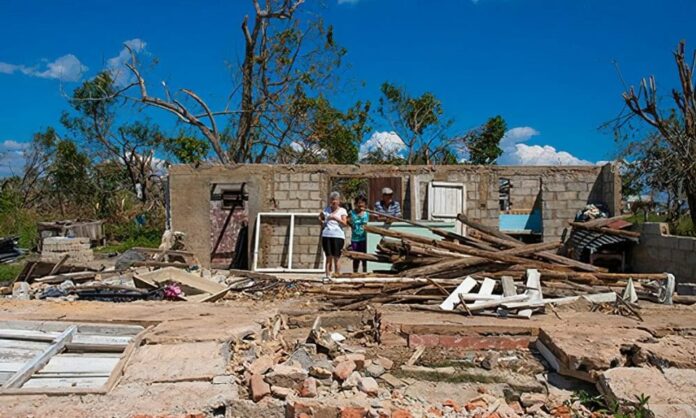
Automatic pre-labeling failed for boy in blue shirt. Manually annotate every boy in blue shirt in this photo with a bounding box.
[348,196,370,273]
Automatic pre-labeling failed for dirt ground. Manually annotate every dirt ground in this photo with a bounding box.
[0,297,695,417]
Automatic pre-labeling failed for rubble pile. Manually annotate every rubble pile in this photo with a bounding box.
[333,212,674,318]
[227,315,615,418]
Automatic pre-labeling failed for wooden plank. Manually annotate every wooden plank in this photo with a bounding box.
[525,269,542,303]
[47,254,71,276]
[32,372,111,379]
[23,376,109,389]
[501,276,516,297]
[0,330,131,348]
[0,321,144,336]
[137,267,226,294]
[103,325,151,393]
[3,325,77,389]
[472,278,496,306]
[0,347,46,362]
[0,371,13,384]
[0,339,50,351]
[39,355,120,374]
[0,361,25,372]
[440,277,477,311]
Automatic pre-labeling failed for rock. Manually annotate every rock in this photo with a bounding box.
[270,385,294,399]
[335,354,366,370]
[340,407,368,418]
[496,403,521,418]
[333,360,357,381]
[299,377,318,398]
[374,356,394,370]
[520,393,546,407]
[309,360,334,379]
[379,373,405,389]
[285,347,314,370]
[481,351,500,370]
[365,363,385,378]
[212,375,237,385]
[391,409,413,418]
[341,371,361,390]
[248,355,274,375]
[12,282,31,300]
[443,400,461,413]
[464,399,487,412]
[264,364,308,388]
[250,374,271,402]
[358,377,379,396]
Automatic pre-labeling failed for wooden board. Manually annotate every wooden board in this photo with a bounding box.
[136,267,225,294]
[38,355,120,374]
[23,376,109,389]
[0,320,144,336]
[0,329,133,348]
[440,276,477,311]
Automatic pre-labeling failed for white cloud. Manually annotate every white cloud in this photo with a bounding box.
[0,54,87,82]
[513,144,591,165]
[1,140,28,151]
[0,62,22,74]
[0,140,28,177]
[106,38,147,87]
[289,141,327,158]
[359,131,406,159]
[498,126,591,166]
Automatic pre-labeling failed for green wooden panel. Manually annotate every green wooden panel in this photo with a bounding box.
[365,221,456,272]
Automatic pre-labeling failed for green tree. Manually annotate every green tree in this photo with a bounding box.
[62,72,165,202]
[282,95,371,164]
[378,82,452,164]
[49,140,95,217]
[462,115,507,164]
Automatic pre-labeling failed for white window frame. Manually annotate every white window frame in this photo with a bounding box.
[252,212,326,273]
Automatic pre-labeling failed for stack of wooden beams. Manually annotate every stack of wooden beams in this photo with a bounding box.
[324,212,668,311]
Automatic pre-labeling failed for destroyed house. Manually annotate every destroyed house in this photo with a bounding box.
[168,163,621,269]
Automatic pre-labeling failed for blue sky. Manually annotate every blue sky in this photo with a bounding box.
[1,0,695,175]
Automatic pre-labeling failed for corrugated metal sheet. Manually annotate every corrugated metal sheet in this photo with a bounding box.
[568,229,636,255]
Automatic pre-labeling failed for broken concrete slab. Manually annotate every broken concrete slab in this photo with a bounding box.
[538,326,653,373]
[135,267,226,296]
[597,367,696,416]
[123,341,227,383]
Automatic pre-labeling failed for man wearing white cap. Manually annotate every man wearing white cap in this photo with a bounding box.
[374,187,401,220]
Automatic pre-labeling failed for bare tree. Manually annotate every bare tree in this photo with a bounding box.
[117,0,349,165]
[621,41,696,225]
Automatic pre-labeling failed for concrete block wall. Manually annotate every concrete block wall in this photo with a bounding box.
[631,223,696,287]
[258,172,325,270]
[169,163,620,267]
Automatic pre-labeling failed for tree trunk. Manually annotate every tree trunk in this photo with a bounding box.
[686,185,696,228]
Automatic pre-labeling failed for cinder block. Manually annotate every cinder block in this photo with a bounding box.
[558,191,578,201]
[544,183,566,192]
[299,182,318,191]
[300,200,319,209]
[567,182,589,192]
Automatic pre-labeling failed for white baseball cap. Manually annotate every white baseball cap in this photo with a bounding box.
[382,187,394,195]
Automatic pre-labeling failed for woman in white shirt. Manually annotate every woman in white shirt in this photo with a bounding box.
[319,191,348,278]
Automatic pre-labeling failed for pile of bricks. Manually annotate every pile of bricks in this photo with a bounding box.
[41,236,94,264]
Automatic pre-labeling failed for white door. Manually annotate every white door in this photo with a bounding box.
[428,181,466,234]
